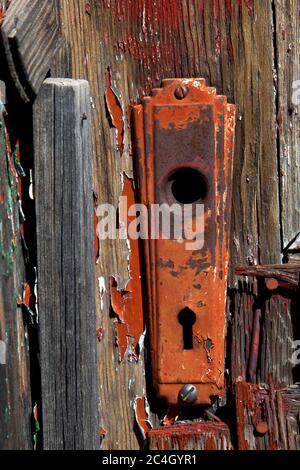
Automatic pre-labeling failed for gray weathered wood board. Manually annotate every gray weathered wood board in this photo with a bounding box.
[34,78,99,449]
[0,0,61,102]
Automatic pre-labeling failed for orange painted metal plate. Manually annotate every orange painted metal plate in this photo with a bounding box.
[133,79,235,405]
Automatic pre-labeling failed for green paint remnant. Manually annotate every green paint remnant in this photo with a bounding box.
[13,144,25,177]
[6,240,15,274]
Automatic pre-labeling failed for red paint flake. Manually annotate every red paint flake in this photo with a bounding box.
[114,321,128,360]
[110,174,144,361]
[99,426,107,438]
[236,0,252,16]
[134,397,152,440]
[33,403,38,422]
[105,67,124,156]
[0,191,4,204]
[23,282,35,310]
[96,327,104,342]
[17,282,35,310]
[162,405,180,426]
[226,0,232,15]
[0,5,5,26]
[245,0,252,16]
[85,3,92,15]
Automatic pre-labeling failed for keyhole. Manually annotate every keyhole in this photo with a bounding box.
[178,307,196,350]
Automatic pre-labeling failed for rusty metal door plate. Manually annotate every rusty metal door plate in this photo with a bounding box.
[133,79,236,405]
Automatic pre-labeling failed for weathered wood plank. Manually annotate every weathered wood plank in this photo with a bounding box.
[0,102,32,449]
[0,0,61,102]
[236,264,300,290]
[275,0,300,249]
[34,78,99,449]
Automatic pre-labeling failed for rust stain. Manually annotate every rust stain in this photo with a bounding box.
[134,396,153,441]
[105,67,124,156]
[133,78,235,405]
[110,174,144,361]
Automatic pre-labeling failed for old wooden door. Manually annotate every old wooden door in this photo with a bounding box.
[1,0,300,450]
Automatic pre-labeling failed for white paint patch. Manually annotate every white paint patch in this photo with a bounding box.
[29,169,34,200]
[34,266,39,322]
[98,276,106,311]
[138,328,146,356]
[0,340,6,365]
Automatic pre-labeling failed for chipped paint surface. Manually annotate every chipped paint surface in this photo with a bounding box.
[234,381,300,450]
[134,396,153,441]
[110,174,144,361]
[148,421,233,450]
[105,67,124,156]
[133,79,235,405]
[98,276,106,310]
[99,0,253,93]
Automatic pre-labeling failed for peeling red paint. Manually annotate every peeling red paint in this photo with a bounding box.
[162,406,180,426]
[102,0,252,82]
[110,174,144,361]
[105,67,124,156]
[17,282,35,310]
[134,396,152,440]
[148,421,233,450]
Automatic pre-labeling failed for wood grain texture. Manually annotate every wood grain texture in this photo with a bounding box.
[34,78,99,449]
[0,0,61,102]
[236,382,300,450]
[275,0,300,249]
[0,109,32,449]
[52,0,300,449]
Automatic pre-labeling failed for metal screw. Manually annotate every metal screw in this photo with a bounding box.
[179,384,198,404]
[174,84,188,100]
